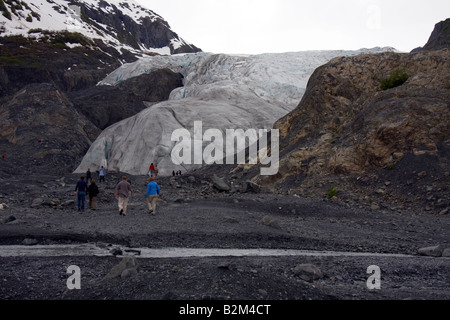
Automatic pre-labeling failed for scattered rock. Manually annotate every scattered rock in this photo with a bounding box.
[0,203,8,210]
[124,249,141,256]
[260,216,281,229]
[417,171,427,179]
[223,216,239,224]
[0,215,16,224]
[442,248,450,257]
[293,264,324,282]
[218,263,231,270]
[211,175,230,192]
[439,208,449,215]
[243,181,261,193]
[418,244,443,257]
[258,289,268,297]
[30,198,44,208]
[109,247,123,256]
[121,268,138,279]
[22,238,38,246]
[62,200,75,207]
[104,256,138,279]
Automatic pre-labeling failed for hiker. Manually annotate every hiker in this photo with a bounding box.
[87,180,99,211]
[86,168,92,184]
[99,166,106,182]
[154,165,158,177]
[148,163,155,177]
[145,177,160,215]
[74,176,88,212]
[172,170,175,176]
[115,176,133,216]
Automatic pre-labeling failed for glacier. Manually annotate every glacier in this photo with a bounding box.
[75,48,395,176]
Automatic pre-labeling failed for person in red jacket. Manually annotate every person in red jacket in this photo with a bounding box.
[148,163,155,177]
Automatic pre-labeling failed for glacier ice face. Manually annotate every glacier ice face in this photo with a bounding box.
[76,49,392,176]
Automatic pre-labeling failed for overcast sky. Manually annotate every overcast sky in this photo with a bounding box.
[136,0,450,54]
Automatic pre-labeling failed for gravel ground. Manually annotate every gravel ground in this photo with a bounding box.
[0,172,449,305]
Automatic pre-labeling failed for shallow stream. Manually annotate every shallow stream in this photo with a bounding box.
[0,244,417,259]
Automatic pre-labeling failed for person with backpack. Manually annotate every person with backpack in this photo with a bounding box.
[145,177,160,215]
[88,180,99,211]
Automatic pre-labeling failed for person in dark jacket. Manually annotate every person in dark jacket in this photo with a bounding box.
[86,168,92,184]
[88,180,99,211]
[74,176,88,212]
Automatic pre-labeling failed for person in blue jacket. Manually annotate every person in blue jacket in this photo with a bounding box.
[74,176,88,212]
[145,177,160,215]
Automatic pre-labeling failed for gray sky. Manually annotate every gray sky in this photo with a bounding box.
[136,0,450,54]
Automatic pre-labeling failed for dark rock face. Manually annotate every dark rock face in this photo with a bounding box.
[272,50,450,176]
[412,18,450,52]
[0,83,100,175]
[231,48,450,214]
[69,69,184,129]
[0,35,124,97]
[80,1,201,54]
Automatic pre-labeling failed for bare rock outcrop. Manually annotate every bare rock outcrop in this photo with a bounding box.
[0,83,99,175]
[248,48,450,212]
[69,69,184,129]
[413,18,450,52]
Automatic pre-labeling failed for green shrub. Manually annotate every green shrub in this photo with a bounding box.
[50,31,90,46]
[28,28,43,34]
[381,69,409,90]
[386,163,396,170]
[445,83,450,90]
[0,56,24,66]
[326,186,338,198]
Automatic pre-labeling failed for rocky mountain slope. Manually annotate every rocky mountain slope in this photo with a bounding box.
[229,19,450,215]
[0,0,200,55]
[0,0,200,175]
[413,18,450,52]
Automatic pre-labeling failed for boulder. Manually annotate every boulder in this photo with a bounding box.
[22,238,38,246]
[121,268,138,279]
[418,244,443,257]
[104,256,138,279]
[293,264,324,282]
[211,175,231,192]
[0,215,15,224]
[260,216,281,229]
[244,181,261,193]
[442,248,450,257]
